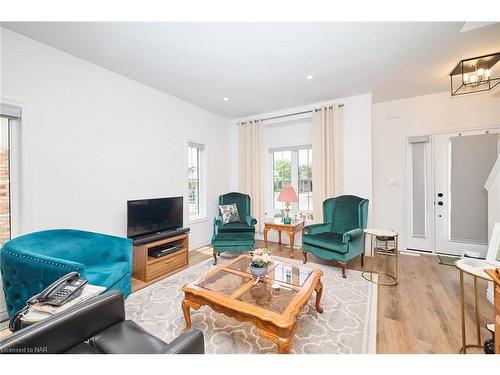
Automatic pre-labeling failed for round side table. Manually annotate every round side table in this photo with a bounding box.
[362,228,399,287]
[454,257,493,354]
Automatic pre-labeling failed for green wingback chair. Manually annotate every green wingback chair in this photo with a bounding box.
[215,192,257,234]
[211,192,257,264]
[302,195,369,278]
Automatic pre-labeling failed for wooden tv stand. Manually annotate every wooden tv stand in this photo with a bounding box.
[132,233,189,283]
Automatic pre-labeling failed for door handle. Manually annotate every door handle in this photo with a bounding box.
[437,201,444,206]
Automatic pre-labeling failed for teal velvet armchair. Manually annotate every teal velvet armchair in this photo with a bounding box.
[302,195,369,278]
[214,192,257,234]
[0,229,132,318]
[211,192,256,264]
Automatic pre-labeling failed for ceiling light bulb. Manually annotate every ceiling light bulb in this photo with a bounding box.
[306,75,314,80]
[463,73,469,83]
[485,69,491,79]
[223,97,229,101]
[470,74,478,83]
[477,68,484,77]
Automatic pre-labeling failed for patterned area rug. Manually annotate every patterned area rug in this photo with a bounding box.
[125,255,377,354]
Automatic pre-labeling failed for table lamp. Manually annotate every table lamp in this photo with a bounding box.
[277,185,298,224]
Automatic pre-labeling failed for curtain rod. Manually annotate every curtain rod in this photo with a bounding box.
[237,104,344,125]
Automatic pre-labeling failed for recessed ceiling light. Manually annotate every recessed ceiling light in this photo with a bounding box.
[306,75,314,80]
[223,97,229,101]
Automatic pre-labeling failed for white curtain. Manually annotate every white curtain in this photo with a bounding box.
[239,120,265,233]
[312,105,343,222]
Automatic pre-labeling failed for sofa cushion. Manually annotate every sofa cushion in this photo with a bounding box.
[65,342,102,354]
[91,320,168,354]
[86,262,129,289]
[217,222,255,233]
[303,232,348,254]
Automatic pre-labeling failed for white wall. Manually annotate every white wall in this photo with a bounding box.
[239,92,373,244]
[372,91,500,250]
[0,28,237,247]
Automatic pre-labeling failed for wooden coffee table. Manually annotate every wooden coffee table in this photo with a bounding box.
[263,219,305,258]
[181,254,323,354]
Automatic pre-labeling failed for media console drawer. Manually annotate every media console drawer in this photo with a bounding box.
[132,233,189,283]
[146,250,188,281]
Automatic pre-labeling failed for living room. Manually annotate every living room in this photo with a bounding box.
[1,1,500,372]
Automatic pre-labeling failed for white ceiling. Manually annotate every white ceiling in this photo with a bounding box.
[2,22,500,118]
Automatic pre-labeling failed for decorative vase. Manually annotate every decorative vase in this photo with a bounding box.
[250,265,268,279]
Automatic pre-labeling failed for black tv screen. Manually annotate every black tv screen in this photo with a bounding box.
[127,197,183,239]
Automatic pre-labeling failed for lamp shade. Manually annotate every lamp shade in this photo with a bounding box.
[277,185,298,203]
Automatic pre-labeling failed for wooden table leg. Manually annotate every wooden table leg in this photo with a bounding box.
[181,299,201,333]
[315,280,324,313]
[259,328,294,354]
[263,227,269,247]
[181,299,192,332]
[289,231,295,258]
[277,336,293,354]
[278,230,282,244]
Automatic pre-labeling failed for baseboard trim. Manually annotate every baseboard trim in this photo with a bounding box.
[189,239,211,252]
[0,310,8,323]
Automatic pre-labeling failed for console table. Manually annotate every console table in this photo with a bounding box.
[263,219,305,258]
[455,257,493,354]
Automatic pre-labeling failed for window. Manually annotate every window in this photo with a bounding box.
[272,146,312,212]
[272,150,292,209]
[187,142,205,220]
[0,117,11,243]
[0,103,21,245]
[298,148,313,211]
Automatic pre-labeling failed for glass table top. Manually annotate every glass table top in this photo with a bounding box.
[237,282,297,314]
[227,256,312,287]
[195,270,250,295]
[192,256,315,313]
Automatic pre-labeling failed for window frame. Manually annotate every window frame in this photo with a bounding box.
[0,114,21,242]
[269,144,313,215]
[187,140,206,222]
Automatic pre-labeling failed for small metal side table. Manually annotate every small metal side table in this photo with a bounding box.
[454,258,493,354]
[362,228,399,286]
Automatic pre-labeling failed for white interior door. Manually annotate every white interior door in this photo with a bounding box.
[434,129,500,257]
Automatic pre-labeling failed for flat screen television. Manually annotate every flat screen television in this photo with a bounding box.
[127,197,183,239]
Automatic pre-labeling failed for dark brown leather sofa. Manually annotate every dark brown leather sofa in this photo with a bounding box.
[0,291,204,354]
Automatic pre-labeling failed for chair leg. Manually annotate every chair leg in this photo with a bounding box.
[361,252,365,267]
[339,262,347,278]
[303,251,308,264]
[213,251,218,265]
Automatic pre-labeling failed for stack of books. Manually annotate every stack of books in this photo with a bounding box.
[22,284,106,324]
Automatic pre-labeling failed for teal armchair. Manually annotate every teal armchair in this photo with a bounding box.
[214,192,257,234]
[0,229,132,318]
[302,195,369,278]
[211,192,256,264]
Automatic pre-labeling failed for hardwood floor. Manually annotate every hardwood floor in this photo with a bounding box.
[2,240,493,354]
[187,240,493,354]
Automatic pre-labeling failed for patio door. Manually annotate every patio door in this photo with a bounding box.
[434,130,500,257]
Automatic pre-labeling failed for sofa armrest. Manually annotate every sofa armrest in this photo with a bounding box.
[0,249,88,317]
[243,215,257,227]
[94,234,132,266]
[214,215,224,228]
[305,223,331,235]
[342,228,364,243]
[163,329,205,354]
[0,291,125,354]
